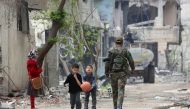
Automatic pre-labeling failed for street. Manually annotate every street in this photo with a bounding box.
[15,82,190,109]
[1,0,190,109]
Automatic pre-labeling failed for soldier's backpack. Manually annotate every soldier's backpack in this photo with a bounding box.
[110,48,130,72]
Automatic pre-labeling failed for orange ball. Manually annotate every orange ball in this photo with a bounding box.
[80,81,91,92]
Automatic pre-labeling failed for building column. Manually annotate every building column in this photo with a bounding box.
[155,0,164,27]
[158,42,167,69]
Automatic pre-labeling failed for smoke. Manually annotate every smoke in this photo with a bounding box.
[94,0,114,23]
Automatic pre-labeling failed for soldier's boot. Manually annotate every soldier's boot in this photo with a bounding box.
[117,105,122,109]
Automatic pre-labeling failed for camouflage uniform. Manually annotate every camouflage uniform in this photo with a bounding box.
[105,37,135,109]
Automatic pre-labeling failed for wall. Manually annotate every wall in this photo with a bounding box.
[45,44,59,87]
[127,0,180,69]
[129,26,179,69]
[78,0,103,27]
[181,0,190,74]
[0,1,34,92]
[130,26,179,45]
[164,1,178,26]
[26,0,47,10]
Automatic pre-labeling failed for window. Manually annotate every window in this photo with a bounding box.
[17,0,29,34]
[115,1,119,9]
[83,0,87,3]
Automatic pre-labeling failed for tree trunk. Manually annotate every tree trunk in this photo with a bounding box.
[37,0,66,67]
[37,22,61,67]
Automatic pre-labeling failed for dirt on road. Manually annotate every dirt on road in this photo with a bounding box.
[14,83,190,109]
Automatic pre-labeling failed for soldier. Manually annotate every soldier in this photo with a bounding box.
[105,36,135,109]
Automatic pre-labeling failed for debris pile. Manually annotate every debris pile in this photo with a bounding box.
[0,96,16,109]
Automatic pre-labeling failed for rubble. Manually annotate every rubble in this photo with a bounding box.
[49,85,69,99]
[156,73,186,83]
[0,97,16,109]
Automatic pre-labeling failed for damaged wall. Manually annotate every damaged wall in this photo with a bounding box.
[0,0,35,94]
[163,1,179,26]
[126,0,181,69]
[127,4,158,25]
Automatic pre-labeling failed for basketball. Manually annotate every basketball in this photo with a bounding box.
[80,81,92,92]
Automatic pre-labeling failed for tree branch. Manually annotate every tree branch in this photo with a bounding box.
[75,2,96,57]
[37,0,67,67]
[83,8,96,24]
[58,0,66,11]
[37,23,61,67]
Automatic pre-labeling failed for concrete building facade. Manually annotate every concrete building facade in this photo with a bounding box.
[0,0,33,94]
[0,0,47,94]
[113,0,181,69]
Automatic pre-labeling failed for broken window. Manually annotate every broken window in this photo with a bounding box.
[17,0,29,34]
[115,1,119,9]
[127,4,158,25]
[83,0,87,3]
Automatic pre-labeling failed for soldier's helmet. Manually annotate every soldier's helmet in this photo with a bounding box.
[115,36,123,44]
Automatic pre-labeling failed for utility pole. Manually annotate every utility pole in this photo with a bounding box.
[103,23,109,57]
[181,52,183,73]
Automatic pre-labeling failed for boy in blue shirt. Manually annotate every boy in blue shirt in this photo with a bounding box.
[83,65,97,109]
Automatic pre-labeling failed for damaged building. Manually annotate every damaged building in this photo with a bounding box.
[113,0,182,69]
[0,0,47,95]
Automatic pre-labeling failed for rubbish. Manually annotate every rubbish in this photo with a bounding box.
[169,96,179,101]
[154,96,166,100]
[178,89,188,92]
[47,95,53,99]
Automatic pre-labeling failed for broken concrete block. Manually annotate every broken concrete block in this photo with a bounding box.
[0,99,16,109]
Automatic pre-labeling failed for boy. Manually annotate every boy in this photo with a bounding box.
[64,63,82,109]
[83,65,97,109]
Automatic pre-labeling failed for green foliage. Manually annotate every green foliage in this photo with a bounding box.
[50,10,67,22]
[32,11,50,21]
[59,36,67,44]
[61,14,73,28]
[59,25,100,61]
[32,0,101,64]
[48,37,59,44]
[71,0,78,7]
[83,25,99,55]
